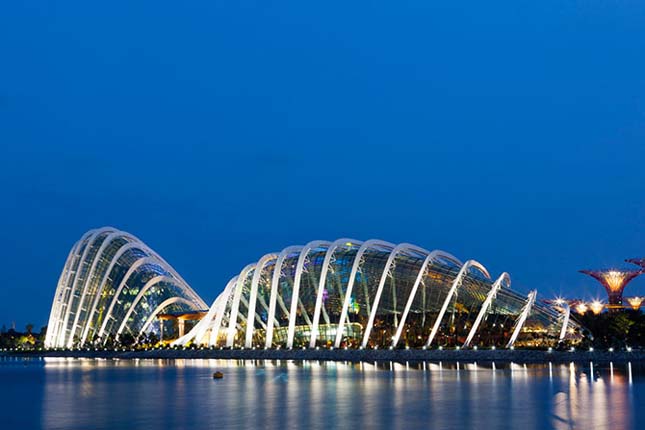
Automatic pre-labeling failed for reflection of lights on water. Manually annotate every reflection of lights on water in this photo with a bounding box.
[37,358,639,430]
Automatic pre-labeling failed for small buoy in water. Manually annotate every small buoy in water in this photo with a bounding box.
[213,371,224,379]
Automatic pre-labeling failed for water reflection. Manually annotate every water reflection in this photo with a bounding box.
[0,357,642,429]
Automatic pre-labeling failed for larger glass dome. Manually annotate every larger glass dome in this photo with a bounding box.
[176,239,580,349]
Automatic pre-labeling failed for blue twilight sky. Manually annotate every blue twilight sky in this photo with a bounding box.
[1,1,645,329]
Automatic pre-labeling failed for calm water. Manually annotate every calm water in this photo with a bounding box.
[1,357,643,430]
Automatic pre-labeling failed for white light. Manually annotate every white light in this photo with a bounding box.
[473,346,477,351]
[548,347,552,352]
[609,347,614,352]
[627,347,632,352]
[589,347,594,352]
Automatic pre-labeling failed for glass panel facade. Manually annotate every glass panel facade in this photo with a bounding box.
[45,228,207,348]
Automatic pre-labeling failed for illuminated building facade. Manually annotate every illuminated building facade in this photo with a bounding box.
[175,239,579,349]
[44,227,207,348]
[579,269,643,308]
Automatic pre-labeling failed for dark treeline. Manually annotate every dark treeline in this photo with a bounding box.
[577,309,645,349]
[0,324,45,349]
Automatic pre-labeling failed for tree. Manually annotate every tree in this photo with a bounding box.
[118,333,136,347]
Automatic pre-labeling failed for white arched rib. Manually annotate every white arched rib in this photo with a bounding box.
[115,275,177,339]
[558,302,571,342]
[173,295,220,346]
[226,264,256,347]
[245,253,278,348]
[58,228,112,347]
[46,242,78,347]
[463,272,510,348]
[425,260,491,348]
[80,241,145,344]
[209,276,238,346]
[176,277,238,346]
[136,297,196,340]
[45,235,86,348]
[239,295,264,329]
[361,243,428,349]
[53,229,102,346]
[265,246,303,348]
[286,241,330,349]
[97,256,159,340]
[82,233,205,344]
[47,227,206,347]
[506,290,537,348]
[309,239,362,348]
[67,230,124,347]
[334,239,395,348]
[391,250,462,348]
